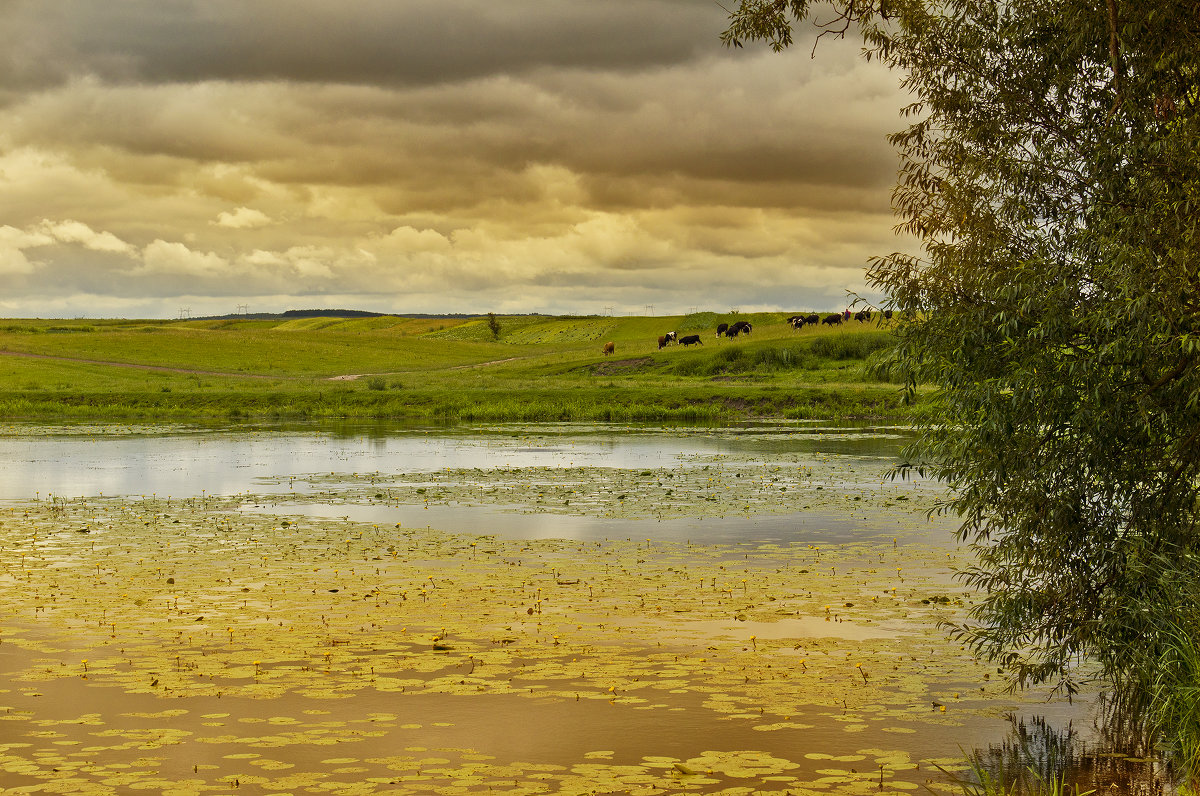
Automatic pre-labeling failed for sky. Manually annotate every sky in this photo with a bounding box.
[0,0,912,319]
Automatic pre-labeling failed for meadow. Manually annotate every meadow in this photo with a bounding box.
[0,312,911,422]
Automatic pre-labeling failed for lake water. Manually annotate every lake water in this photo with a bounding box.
[0,420,922,499]
[0,421,1148,794]
[0,420,946,546]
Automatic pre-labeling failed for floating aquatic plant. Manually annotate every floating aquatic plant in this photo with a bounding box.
[0,455,1082,794]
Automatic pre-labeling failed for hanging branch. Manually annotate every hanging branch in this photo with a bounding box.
[1105,0,1124,116]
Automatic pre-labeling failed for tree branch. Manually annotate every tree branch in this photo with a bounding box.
[1105,0,1124,116]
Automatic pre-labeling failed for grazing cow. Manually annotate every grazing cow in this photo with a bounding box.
[822,313,843,326]
[730,320,752,335]
[807,313,819,325]
[724,325,740,338]
[664,331,678,344]
[602,341,615,355]
[679,334,703,346]
[883,310,894,320]
[715,323,729,337]
[657,335,668,350]
[854,310,872,323]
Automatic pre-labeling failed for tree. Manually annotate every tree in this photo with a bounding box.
[487,312,501,340]
[725,0,1200,719]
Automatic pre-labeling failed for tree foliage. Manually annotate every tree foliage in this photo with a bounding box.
[725,0,1200,708]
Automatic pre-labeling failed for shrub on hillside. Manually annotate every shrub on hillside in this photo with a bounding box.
[810,331,891,360]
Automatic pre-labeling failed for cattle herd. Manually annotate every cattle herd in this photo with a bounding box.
[788,309,892,329]
[606,310,893,355]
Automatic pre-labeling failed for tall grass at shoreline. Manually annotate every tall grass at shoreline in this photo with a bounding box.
[1148,624,1200,791]
[0,384,909,423]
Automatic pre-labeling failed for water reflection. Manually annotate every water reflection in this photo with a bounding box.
[967,714,1170,795]
[0,420,923,503]
[240,500,952,546]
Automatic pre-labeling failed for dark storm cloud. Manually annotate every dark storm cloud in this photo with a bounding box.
[0,2,914,317]
[0,0,728,90]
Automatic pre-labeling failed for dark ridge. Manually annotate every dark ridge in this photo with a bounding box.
[190,309,508,321]
[281,308,385,318]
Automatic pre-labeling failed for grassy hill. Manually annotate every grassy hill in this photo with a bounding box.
[0,313,912,422]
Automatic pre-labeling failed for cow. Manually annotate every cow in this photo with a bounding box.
[822,313,843,326]
[679,334,703,346]
[724,325,741,338]
[807,313,820,325]
[883,310,893,321]
[663,331,678,344]
[730,320,752,335]
[715,323,729,338]
[854,310,872,323]
[602,341,615,355]
[657,335,667,349]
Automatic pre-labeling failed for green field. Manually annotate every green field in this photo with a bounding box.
[0,312,913,422]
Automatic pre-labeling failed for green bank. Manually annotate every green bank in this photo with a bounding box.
[0,312,915,422]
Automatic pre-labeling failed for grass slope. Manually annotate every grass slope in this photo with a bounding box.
[0,313,912,422]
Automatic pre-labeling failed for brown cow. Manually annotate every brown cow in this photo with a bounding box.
[657,336,668,350]
[602,341,615,355]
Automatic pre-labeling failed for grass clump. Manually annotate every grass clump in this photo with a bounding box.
[667,344,816,376]
[809,330,893,360]
[948,757,1094,796]
[1142,622,1200,790]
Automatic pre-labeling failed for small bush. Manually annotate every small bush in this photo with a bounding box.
[664,343,825,377]
[810,331,892,360]
[678,312,723,332]
[366,376,387,391]
[717,346,745,364]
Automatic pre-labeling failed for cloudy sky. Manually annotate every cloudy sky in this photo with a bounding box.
[0,0,911,319]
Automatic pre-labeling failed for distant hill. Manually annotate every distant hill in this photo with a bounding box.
[282,309,385,318]
[193,309,493,321]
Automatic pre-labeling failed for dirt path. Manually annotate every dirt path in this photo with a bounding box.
[0,349,286,379]
[2,349,535,382]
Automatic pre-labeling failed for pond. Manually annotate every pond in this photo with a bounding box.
[0,422,1158,794]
